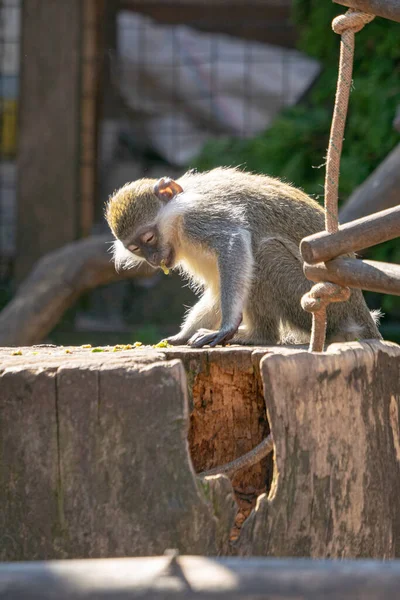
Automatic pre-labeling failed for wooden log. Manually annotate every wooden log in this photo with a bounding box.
[0,345,273,559]
[339,143,400,225]
[2,555,400,599]
[304,257,400,295]
[238,340,400,557]
[2,342,400,562]
[0,347,238,560]
[333,0,400,23]
[301,205,400,265]
[0,235,153,347]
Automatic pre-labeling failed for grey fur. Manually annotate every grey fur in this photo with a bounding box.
[106,167,382,348]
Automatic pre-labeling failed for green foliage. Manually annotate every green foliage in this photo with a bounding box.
[194,2,400,319]
[196,3,399,200]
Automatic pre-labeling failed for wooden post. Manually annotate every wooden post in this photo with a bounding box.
[333,0,400,23]
[80,0,105,238]
[301,205,400,265]
[16,0,103,283]
[16,1,82,282]
[304,257,400,295]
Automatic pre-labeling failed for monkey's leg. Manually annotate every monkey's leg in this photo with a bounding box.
[166,288,220,346]
[244,237,313,345]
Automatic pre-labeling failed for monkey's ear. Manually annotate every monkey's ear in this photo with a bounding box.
[153,177,183,202]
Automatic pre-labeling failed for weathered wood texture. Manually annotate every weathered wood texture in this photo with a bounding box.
[339,143,400,225]
[0,346,271,559]
[3,556,400,600]
[304,257,400,296]
[1,341,400,561]
[16,1,82,282]
[165,347,273,539]
[301,205,400,265]
[0,235,153,346]
[239,340,400,558]
[333,0,400,23]
[0,348,237,559]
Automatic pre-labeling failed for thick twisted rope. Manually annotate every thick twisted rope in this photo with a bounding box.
[302,9,375,352]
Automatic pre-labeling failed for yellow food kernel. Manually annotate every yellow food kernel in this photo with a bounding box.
[153,339,172,349]
[160,260,170,275]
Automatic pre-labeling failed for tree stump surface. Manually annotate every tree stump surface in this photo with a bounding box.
[239,340,400,558]
[1,341,400,560]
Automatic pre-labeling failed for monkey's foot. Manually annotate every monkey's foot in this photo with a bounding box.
[165,334,190,346]
[188,327,237,348]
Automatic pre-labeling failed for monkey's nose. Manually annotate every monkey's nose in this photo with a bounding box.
[148,253,159,267]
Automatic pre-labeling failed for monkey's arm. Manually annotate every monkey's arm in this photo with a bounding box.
[166,289,219,346]
[189,229,253,348]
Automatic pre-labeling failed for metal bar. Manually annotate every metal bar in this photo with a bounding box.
[304,257,400,296]
[300,205,400,265]
[333,0,400,24]
[2,556,400,599]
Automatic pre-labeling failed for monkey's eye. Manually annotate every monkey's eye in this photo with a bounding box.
[128,244,140,253]
[142,232,155,245]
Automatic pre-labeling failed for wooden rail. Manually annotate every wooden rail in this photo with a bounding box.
[2,556,400,599]
[301,205,400,265]
[301,186,400,298]
[333,0,400,23]
[304,258,400,296]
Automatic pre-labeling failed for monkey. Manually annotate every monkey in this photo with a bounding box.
[106,167,382,348]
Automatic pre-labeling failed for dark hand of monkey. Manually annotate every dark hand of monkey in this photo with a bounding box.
[188,312,242,348]
[188,327,238,348]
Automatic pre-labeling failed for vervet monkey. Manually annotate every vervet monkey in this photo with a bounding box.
[106,167,381,348]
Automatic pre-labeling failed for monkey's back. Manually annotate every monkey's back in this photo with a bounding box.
[178,167,325,246]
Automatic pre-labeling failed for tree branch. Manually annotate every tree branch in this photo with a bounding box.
[0,235,153,346]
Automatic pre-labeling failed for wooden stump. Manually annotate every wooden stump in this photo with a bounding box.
[0,347,238,560]
[239,340,400,558]
[1,341,400,560]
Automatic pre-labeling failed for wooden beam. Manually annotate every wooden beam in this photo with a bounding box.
[339,143,400,225]
[333,0,400,24]
[16,1,82,283]
[2,556,400,598]
[304,257,400,296]
[301,205,400,265]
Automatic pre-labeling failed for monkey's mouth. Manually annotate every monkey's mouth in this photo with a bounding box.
[163,248,175,269]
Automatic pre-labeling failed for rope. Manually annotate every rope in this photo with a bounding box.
[302,9,375,352]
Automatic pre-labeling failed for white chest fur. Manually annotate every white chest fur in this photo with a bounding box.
[177,237,220,294]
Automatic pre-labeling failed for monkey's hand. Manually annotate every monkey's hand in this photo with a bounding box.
[188,327,238,348]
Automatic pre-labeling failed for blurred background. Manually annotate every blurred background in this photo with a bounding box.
[0,0,399,346]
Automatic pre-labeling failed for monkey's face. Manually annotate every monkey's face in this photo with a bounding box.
[107,176,183,272]
[122,224,175,270]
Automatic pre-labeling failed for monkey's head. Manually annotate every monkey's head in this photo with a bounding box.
[106,176,183,271]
